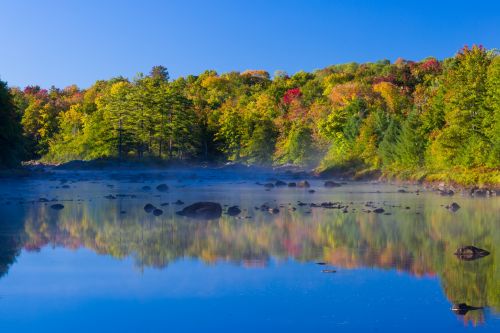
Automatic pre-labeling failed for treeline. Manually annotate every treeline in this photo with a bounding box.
[1,46,499,183]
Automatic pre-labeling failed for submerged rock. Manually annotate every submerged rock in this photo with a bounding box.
[50,203,64,210]
[142,186,151,191]
[144,203,155,213]
[176,202,222,220]
[104,195,116,199]
[454,246,490,261]
[156,184,169,192]
[173,199,184,205]
[227,205,241,216]
[373,208,385,213]
[288,182,297,187]
[264,183,275,189]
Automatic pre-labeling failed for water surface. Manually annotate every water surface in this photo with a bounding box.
[0,169,498,332]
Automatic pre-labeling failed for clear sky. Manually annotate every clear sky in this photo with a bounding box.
[0,0,498,88]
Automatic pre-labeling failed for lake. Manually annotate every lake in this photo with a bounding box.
[0,168,498,332]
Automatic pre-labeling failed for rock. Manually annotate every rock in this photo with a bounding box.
[324,181,341,188]
[260,204,270,211]
[472,189,488,197]
[373,208,385,213]
[275,180,287,187]
[144,203,155,213]
[153,208,163,216]
[104,195,116,199]
[397,189,407,193]
[160,202,169,206]
[173,200,184,205]
[454,246,490,261]
[227,206,241,216]
[439,189,454,196]
[156,184,169,192]
[321,269,336,273]
[176,202,222,220]
[38,198,49,202]
[446,202,461,212]
[50,204,64,210]
[61,185,70,189]
[297,180,310,188]
[451,303,483,315]
[268,207,280,214]
[264,183,275,188]
[308,189,315,193]
[142,186,151,191]
[288,182,297,187]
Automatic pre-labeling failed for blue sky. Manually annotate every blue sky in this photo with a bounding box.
[0,0,498,88]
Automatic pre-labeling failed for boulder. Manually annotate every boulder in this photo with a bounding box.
[50,204,64,210]
[227,205,241,216]
[297,180,310,188]
[144,203,155,213]
[176,202,222,220]
[275,180,287,187]
[156,184,169,192]
[446,202,461,212]
[264,183,275,188]
[454,246,490,261]
[268,207,280,214]
[451,303,483,316]
[373,208,385,213]
[153,208,163,216]
[288,182,297,187]
[324,181,341,188]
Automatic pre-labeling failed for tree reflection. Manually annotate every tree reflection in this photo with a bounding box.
[1,197,498,323]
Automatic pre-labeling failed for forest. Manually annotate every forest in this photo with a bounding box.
[1,45,499,185]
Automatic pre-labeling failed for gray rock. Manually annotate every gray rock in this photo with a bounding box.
[144,203,155,213]
[297,180,310,188]
[50,204,64,210]
[156,184,169,192]
[446,202,461,212]
[176,202,222,220]
[153,208,163,216]
[227,205,241,216]
[324,181,341,188]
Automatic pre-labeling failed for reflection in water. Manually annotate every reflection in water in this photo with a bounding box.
[0,178,499,326]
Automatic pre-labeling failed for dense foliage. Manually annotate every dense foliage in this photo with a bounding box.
[0,79,24,168]
[2,46,499,184]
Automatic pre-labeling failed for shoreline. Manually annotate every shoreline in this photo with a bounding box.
[1,159,499,195]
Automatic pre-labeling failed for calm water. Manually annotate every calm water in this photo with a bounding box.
[0,169,499,332]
